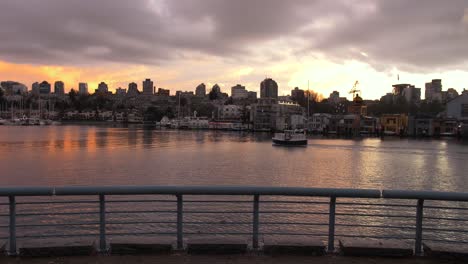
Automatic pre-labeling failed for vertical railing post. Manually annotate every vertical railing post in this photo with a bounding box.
[99,194,107,253]
[328,197,336,253]
[8,196,16,256]
[415,199,424,256]
[177,194,183,250]
[252,195,260,249]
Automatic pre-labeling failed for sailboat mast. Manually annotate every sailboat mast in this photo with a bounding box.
[307,80,310,126]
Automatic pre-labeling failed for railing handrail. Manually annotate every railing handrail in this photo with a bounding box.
[0,186,380,197]
[1,186,468,201]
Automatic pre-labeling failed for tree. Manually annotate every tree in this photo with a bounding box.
[209,89,219,100]
[144,106,164,122]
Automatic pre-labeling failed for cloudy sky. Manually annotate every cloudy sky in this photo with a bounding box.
[0,0,467,99]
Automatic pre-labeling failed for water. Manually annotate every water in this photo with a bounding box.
[1,125,468,244]
[1,125,467,191]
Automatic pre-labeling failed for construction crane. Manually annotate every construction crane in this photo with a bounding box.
[349,81,360,99]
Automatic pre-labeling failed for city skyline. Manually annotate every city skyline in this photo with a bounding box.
[1,1,467,99]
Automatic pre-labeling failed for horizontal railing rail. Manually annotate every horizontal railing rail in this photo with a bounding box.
[0,186,468,257]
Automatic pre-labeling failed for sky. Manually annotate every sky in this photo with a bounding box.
[0,0,467,99]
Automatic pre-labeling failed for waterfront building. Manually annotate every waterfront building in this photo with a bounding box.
[97,82,108,93]
[54,81,65,95]
[219,105,243,120]
[380,114,408,135]
[196,83,206,97]
[446,92,468,121]
[250,98,304,131]
[143,79,154,95]
[231,84,248,99]
[309,113,332,133]
[39,81,51,94]
[250,98,278,131]
[260,78,278,99]
[127,82,139,96]
[79,83,89,95]
[408,115,439,137]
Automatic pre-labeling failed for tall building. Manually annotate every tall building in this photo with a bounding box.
[54,81,65,95]
[195,83,206,97]
[260,78,278,99]
[142,79,154,95]
[402,86,421,104]
[39,81,51,94]
[127,82,139,96]
[97,82,108,93]
[425,79,442,102]
[231,84,248,99]
[32,82,40,95]
[248,91,257,100]
[79,83,88,94]
[291,87,305,102]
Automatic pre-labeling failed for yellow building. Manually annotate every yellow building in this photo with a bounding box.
[380,114,408,136]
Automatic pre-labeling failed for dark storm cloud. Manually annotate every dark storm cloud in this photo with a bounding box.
[0,0,466,70]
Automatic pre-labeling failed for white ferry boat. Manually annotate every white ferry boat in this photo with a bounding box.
[272,130,308,146]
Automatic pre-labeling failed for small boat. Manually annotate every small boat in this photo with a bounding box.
[0,118,5,125]
[272,130,308,146]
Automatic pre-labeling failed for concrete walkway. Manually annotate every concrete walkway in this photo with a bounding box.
[0,255,463,264]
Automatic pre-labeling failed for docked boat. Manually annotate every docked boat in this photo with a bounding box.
[272,130,308,146]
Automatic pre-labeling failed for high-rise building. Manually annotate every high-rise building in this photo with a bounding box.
[291,87,305,102]
[425,79,442,102]
[127,82,139,96]
[231,84,248,99]
[195,83,206,97]
[248,91,257,100]
[97,82,108,93]
[260,78,278,99]
[143,79,154,95]
[79,83,88,94]
[32,82,40,95]
[54,81,65,95]
[39,81,51,94]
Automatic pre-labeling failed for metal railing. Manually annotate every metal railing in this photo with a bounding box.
[1,186,468,256]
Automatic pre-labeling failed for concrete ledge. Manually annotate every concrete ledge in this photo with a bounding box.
[109,237,174,255]
[187,238,248,255]
[339,239,413,257]
[423,242,468,259]
[18,239,96,257]
[263,237,326,256]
